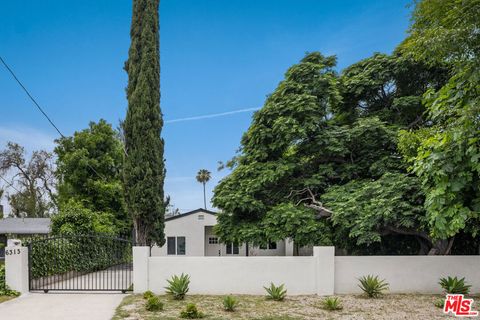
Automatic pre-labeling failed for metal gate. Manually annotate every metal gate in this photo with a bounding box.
[27,235,133,292]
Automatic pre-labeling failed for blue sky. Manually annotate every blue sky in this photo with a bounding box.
[0,0,411,213]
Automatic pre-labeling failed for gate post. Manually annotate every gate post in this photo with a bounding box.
[314,246,335,296]
[5,239,29,294]
[133,246,150,293]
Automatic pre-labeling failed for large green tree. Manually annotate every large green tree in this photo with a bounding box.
[55,120,128,233]
[398,0,480,240]
[123,0,165,246]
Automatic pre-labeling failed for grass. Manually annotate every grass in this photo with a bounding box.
[0,295,16,304]
[112,293,464,319]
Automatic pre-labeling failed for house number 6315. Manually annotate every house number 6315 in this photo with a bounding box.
[5,249,21,255]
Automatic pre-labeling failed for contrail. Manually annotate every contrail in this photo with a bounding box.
[165,107,260,124]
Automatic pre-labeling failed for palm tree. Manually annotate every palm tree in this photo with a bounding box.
[196,169,211,209]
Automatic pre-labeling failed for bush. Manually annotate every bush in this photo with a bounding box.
[358,275,389,298]
[320,296,343,311]
[180,303,204,319]
[223,295,237,312]
[145,296,163,311]
[434,298,445,308]
[143,290,154,299]
[0,265,20,297]
[439,276,471,294]
[264,283,287,301]
[165,273,190,300]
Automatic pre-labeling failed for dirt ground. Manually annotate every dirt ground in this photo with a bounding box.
[112,293,470,319]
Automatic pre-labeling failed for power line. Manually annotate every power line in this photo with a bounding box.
[0,56,106,181]
[0,175,21,193]
[0,56,64,138]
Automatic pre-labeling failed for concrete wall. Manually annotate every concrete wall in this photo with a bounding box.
[335,255,480,294]
[5,240,29,294]
[135,246,480,295]
[135,246,333,295]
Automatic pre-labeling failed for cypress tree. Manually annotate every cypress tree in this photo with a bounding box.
[123,0,165,246]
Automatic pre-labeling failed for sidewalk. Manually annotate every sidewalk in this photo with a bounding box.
[0,292,125,320]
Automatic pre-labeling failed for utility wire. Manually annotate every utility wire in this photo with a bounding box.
[0,175,21,193]
[0,55,106,181]
[0,56,64,138]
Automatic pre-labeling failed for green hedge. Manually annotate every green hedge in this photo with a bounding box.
[27,236,132,279]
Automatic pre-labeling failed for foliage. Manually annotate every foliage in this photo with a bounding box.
[223,295,238,312]
[180,303,205,319]
[0,142,55,217]
[143,290,154,299]
[27,235,131,279]
[145,296,163,311]
[51,199,117,236]
[439,276,471,294]
[165,273,190,300]
[320,296,343,311]
[123,0,165,246]
[0,265,20,297]
[434,298,444,308]
[358,275,389,298]
[398,0,480,240]
[55,119,128,234]
[213,0,477,255]
[264,283,287,301]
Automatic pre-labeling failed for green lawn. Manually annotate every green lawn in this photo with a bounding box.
[112,293,458,319]
[0,295,15,304]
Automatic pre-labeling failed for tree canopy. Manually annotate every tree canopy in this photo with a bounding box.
[213,0,478,255]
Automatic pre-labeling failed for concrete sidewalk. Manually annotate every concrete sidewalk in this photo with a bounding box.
[0,292,125,320]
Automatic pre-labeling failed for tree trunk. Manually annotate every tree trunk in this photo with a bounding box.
[203,182,206,209]
[428,237,455,255]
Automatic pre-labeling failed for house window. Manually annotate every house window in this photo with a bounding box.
[167,237,176,255]
[198,215,205,220]
[226,242,239,255]
[208,237,218,244]
[167,236,186,255]
[260,242,277,250]
[177,237,186,255]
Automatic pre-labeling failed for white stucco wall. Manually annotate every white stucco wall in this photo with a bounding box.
[335,255,480,294]
[135,246,480,295]
[148,256,317,295]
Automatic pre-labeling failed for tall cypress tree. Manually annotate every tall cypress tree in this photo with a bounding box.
[123,0,165,246]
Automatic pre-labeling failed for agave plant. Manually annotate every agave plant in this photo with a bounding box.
[358,275,389,298]
[165,273,190,300]
[223,295,238,312]
[321,296,343,311]
[264,283,287,301]
[439,276,471,294]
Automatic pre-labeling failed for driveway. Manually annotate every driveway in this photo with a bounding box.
[0,292,125,320]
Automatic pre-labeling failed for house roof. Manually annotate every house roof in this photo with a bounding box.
[165,208,217,221]
[0,218,51,234]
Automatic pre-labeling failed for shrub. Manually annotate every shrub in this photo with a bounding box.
[143,290,154,299]
[439,276,471,294]
[145,296,163,311]
[264,283,287,301]
[434,298,445,308]
[358,275,389,298]
[223,295,238,312]
[0,265,20,297]
[165,273,190,300]
[320,296,343,311]
[180,303,204,319]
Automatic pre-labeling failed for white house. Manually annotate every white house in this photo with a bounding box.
[151,208,296,256]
